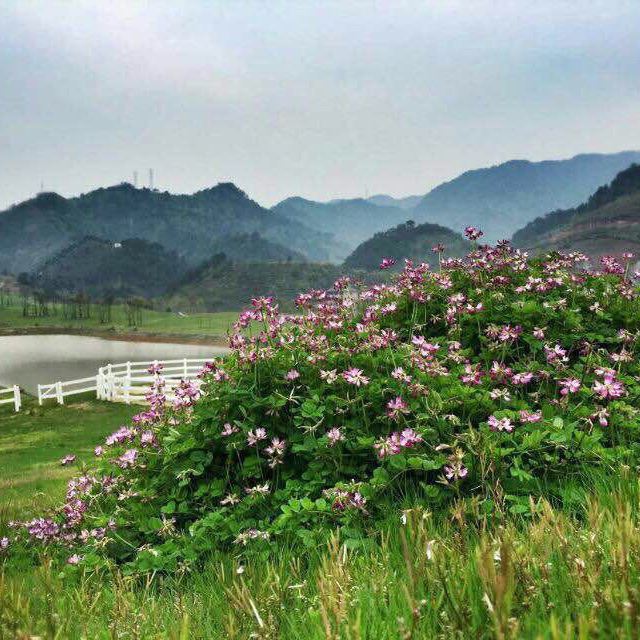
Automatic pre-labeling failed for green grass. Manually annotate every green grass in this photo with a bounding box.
[0,302,238,340]
[0,395,137,522]
[3,399,640,638]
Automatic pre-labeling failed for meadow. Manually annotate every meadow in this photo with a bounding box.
[0,300,237,341]
[2,397,640,638]
[4,238,640,639]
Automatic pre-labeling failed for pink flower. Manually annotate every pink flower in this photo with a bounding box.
[386,396,409,420]
[519,410,542,423]
[444,463,468,481]
[213,369,230,382]
[464,226,484,241]
[532,327,546,340]
[67,554,83,565]
[380,257,396,270]
[498,325,522,343]
[593,372,625,399]
[0,537,9,550]
[140,430,156,447]
[221,422,239,436]
[545,344,568,364]
[391,367,412,383]
[105,426,135,446]
[461,363,483,385]
[285,369,300,381]
[374,428,422,458]
[94,446,104,456]
[559,378,581,396]
[116,449,138,469]
[326,428,344,446]
[487,415,514,433]
[147,362,164,375]
[399,428,422,447]
[320,369,338,383]
[247,428,267,446]
[264,437,286,457]
[60,454,76,466]
[590,407,609,427]
[512,372,533,385]
[343,368,370,387]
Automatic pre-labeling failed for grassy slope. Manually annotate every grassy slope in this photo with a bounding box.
[0,302,237,340]
[2,399,640,637]
[526,191,640,258]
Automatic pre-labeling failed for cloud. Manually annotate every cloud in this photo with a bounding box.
[0,0,639,209]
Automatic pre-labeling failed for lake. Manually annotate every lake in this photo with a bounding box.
[0,335,229,394]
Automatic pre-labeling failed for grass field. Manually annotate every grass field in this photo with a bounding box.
[0,301,238,340]
[2,398,640,637]
[0,395,137,522]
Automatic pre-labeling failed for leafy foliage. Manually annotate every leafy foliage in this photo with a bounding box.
[6,238,640,574]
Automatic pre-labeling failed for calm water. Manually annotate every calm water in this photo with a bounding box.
[0,335,229,394]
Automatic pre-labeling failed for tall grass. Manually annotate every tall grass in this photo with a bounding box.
[3,471,640,639]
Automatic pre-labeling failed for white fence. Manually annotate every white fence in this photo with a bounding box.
[38,358,210,406]
[0,385,21,412]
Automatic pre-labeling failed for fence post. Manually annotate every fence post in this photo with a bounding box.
[56,381,64,405]
[126,361,131,377]
[38,384,43,406]
[125,376,131,405]
[107,364,113,401]
[13,385,20,412]
[183,357,188,378]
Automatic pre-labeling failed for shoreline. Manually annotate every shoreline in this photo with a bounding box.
[0,326,229,347]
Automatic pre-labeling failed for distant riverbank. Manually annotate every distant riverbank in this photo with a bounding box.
[0,304,237,346]
[0,325,228,346]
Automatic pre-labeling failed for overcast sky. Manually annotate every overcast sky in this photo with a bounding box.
[1,0,639,210]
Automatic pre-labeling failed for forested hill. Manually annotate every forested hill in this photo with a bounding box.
[411,151,640,243]
[166,255,350,312]
[0,183,338,274]
[344,220,469,270]
[208,232,307,263]
[512,163,640,259]
[27,237,188,298]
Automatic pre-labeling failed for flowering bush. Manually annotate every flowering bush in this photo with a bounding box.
[7,239,640,572]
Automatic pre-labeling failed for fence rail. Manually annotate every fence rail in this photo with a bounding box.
[38,358,211,406]
[0,385,21,412]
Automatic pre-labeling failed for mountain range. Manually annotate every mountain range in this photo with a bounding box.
[272,151,640,248]
[0,183,337,274]
[410,151,640,243]
[512,163,640,260]
[3,150,640,286]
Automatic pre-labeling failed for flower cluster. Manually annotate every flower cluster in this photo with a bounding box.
[9,228,640,572]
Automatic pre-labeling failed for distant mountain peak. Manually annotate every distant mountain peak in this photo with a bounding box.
[412,150,640,242]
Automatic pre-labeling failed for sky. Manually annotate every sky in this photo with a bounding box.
[1,0,639,210]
